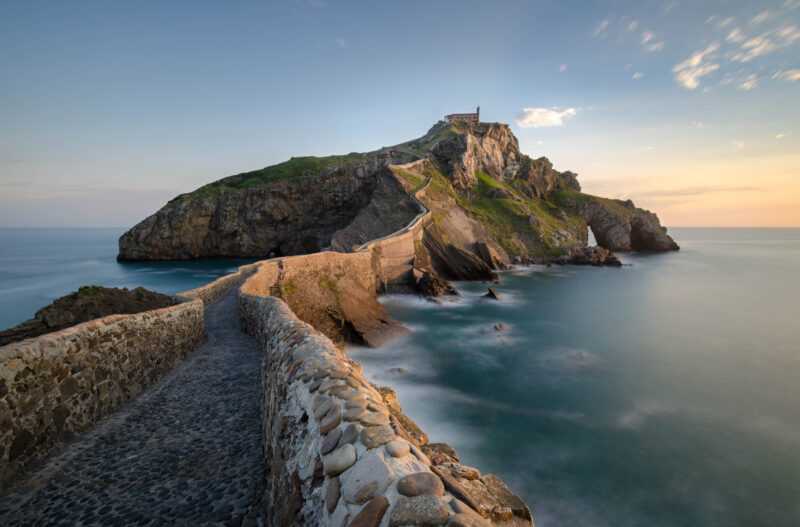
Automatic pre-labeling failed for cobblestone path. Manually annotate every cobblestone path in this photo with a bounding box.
[0,291,264,526]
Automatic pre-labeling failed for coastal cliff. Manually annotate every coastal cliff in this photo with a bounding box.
[118,121,678,263]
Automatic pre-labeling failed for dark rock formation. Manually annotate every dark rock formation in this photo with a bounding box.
[118,156,418,261]
[557,246,623,267]
[413,269,458,297]
[421,228,497,282]
[556,192,679,252]
[483,288,500,300]
[0,286,177,346]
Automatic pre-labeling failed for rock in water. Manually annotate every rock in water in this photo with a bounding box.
[557,246,623,267]
[413,269,458,297]
[0,286,177,346]
[483,288,500,300]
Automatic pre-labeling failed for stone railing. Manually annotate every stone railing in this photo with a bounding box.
[0,299,204,488]
[239,291,533,526]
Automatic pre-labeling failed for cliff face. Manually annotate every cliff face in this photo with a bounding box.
[119,120,677,262]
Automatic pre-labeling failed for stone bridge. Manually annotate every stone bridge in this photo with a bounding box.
[0,168,532,526]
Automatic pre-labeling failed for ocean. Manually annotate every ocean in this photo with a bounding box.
[1,227,798,526]
[0,228,251,329]
[351,228,800,527]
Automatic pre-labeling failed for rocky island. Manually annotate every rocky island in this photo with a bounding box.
[119,119,677,346]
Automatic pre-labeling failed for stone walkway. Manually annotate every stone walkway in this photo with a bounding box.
[0,291,264,526]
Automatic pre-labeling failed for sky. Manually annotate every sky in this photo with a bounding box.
[1,0,799,228]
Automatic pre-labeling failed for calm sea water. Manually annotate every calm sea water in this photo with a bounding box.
[0,228,252,329]
[351,228,800,527]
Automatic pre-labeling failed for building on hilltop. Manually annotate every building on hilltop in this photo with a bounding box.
[445,106,480,124]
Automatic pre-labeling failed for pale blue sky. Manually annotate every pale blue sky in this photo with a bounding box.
[1,0,799,227]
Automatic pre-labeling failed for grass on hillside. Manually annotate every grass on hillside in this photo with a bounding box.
[183,153,369,199]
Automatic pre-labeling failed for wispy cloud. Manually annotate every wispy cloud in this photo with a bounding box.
[776,133,787,139]
[516,107,577,128]
[691,121,705,128]
[773,68,800,81]
[732,140,746,150]
[636,185,760,198]
[726,27,746,43]
[738,73,759,91]
[632,72,645,80]
[559,64,568,73]
[673,42,720,89]
[751,10,770,25]
[593,19,610,37]
[730,35,777,62]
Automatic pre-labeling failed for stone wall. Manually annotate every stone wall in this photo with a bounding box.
[0,299,205,488]
[239,290,533,526]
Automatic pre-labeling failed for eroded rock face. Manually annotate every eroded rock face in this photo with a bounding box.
[118,156,416,261]
[430,121,581,197]
[0,286,178,346]
[578,197,679,252]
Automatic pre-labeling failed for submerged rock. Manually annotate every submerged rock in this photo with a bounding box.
[0,286,177,346]
[557,246,623,267]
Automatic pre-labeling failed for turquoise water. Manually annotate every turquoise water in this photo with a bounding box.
[351,228,800,527]
[0,228,252,329]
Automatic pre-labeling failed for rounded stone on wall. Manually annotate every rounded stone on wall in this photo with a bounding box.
[323,444,357,476]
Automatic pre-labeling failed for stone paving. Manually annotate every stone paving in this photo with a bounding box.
[0,290,263,526]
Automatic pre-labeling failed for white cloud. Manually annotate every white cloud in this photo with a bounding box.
[662,1,678,14]
[731,35,777,62]
[673,43,720,89]
[628,20,639,32]
[773,69,800,81]
[738,73,759,90]
[727,28,746,43]
[593,19,610,37]
[718,17,735,29]
[777,25,800,45]
[691,121,705,128]
[559,64,568,73]
[640,31,665,52]
[786,0,800,9]
[632,72,645,80]
[516,107,577,128]
[776,133,786,139]
[751,10,770,24]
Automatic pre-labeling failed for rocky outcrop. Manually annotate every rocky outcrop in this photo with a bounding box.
[429,121,580,198]
[556,192,679,252]
[413,269,458,298]
[0,286,178,346]
[556,246,622,267]
[118,154,416,261]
